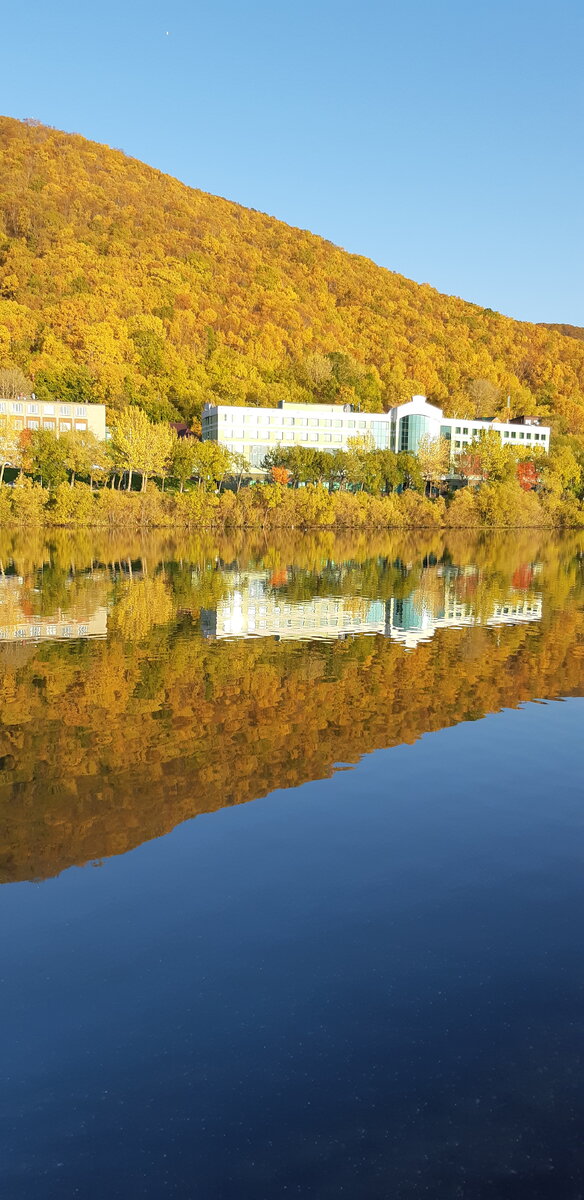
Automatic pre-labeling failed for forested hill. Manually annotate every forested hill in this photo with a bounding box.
[1,114,584,429]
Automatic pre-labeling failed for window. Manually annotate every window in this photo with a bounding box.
[333,419,342,428]
[60,421,72,432]
[511,431,516,439]
[27,419,39,430]
[309,417,318,427]
[455,440,461,448]
[519,432,525,439]
[347,420,355,429]
[455,426,461,434]
[0,403,5,414]
[463,427,468,434]
[321,419,331,428]
[525,431,532,439]
[27,403,38,414]
[44,404,55,416]
[12,402,23,414]
[59,405,70,416]
[358,421,366,429]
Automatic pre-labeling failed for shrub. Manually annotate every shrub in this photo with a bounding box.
[51,482,96,525]
[10,477,49,525]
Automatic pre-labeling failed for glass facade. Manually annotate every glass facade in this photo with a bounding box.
[370,421,389,449]
[399,414,435,454]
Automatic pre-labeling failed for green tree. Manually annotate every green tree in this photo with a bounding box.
[26,429,68,488]
[170,437,197,491]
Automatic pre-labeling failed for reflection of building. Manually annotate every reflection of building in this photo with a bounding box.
[202,395,551,470]
[202,573,386,640]
[202,567,543,648]
[0,608,108,643]
[386,588,542,649]
[0,574,108,642]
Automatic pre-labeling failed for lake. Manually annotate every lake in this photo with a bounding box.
[1,527,583,1198]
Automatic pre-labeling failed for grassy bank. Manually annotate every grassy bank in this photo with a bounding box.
[0,477,583,529]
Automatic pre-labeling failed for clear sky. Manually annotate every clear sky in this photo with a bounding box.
[2,0,582,324]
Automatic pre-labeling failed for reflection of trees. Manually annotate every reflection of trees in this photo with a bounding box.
[0,530,582,882]
[110,576,174,642]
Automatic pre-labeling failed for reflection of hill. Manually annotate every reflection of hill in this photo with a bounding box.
[0,593,583,884]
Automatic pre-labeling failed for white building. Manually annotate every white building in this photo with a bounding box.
[201,395,550,470]
[0,396,107,440]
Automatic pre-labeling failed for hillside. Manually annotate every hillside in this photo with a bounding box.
[539,323,584,344]
[1,115,584,430]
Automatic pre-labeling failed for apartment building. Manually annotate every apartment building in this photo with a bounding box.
[0,396,107,440]
[201,395,550,469]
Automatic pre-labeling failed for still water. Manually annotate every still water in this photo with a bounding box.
[1,528,583,1198]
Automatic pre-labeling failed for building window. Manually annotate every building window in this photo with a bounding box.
[59,405,70,416]
[60,421,72,432]
[27,419,39,430]
[27,403,38,414]
[12,403,23,414]
[463,427,468,434]
[43,420,56,430]
[44,404,55,416]
[455,426,461,433]
[511,431,516,439]
[309,418,318,427]
[455,440,461,448]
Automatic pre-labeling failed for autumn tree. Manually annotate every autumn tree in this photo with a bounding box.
[457,430,516,484]
[0,367,33,399]
[109,408,173,490]
[0,426,22,482]
[61,429,108,486]
[417,434,451,495]
[270,465,291,486]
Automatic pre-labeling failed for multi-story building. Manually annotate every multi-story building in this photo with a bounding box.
[201,394,550,470]
[0,396,107,440]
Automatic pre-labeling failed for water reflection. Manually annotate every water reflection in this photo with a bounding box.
[203,562,543,646]
[0,528,582,883]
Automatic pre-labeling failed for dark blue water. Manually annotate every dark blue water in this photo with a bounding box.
[2,698,583,1199]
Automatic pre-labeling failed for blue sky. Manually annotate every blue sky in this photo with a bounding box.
[1,0,582,323]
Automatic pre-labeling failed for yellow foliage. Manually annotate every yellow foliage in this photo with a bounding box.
[0,117,583,429]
